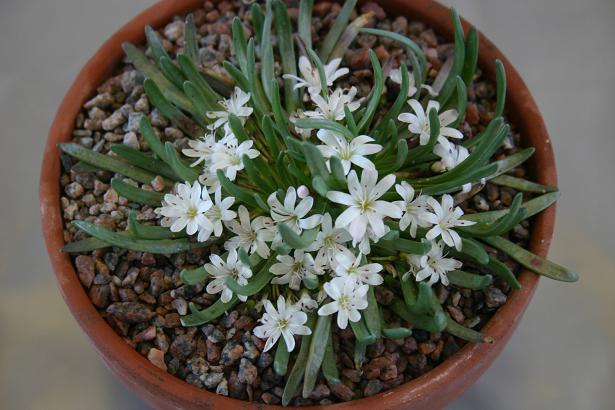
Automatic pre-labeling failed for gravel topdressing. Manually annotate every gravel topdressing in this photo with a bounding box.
[60,0,532,405]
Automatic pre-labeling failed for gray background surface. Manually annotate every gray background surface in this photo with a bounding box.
[1,0,613,409]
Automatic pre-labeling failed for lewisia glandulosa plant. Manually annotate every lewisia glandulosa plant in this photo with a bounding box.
[60,0,577,403]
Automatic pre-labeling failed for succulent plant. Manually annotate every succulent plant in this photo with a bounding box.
[59,0,577,403]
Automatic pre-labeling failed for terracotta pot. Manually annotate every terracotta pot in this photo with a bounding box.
[40,0,557,408]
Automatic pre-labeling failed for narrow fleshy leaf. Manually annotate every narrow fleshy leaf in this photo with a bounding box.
[224,258,276,296]
[350,318,376,344]
[274,339,290,376]
[494,59,506,118]
[159,56,187,89]
[447,270,493,289]
[110,144,179,181]
[360,28,427,85]
[481,236,579,282]
[127,211,185,240]
[72,221,207,254]
[437,8,465,105]
[260,0,275,101]
[302,314,332,397]
[319,0,357,62]
[143,78,204,137]
[58,143,160,185]
[375,64,410,134]
[445,316,494,343]
[382,327,413,339]
[298,0,314,50]
[295,118,354,140]
[486,254,522,290]
[183,14,200,65]
[282,314,316,406]
[144,26,170,64]
[180,267,208,285]
[363,286,382,338]
[272,0,299,112]
[122,43,193,113]
[181,297,239,327]
[321,332,340,383]
[463,191,560,224]
[491,174,557,194]
[461,26,479,86]
[177,54,222,110]
[484,147,535,179]
[357,50,384,133]
[164,142,200,183]
[111,178,164,207]
[278,224,319,249]
[329,13,372,62]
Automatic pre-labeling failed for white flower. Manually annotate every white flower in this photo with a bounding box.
[253,295,312,352]
[306,213,353,273]
[209,131,260,181]
[224,205,276,258]
[267,187,321,234]
[419,194,476,251]
[316,130,382,175]
[198,187,236,242]
[156,181,213,236]
[334,253,383,286]
[206,87,253,130]
[394,181,431,238]
[270,250,319,290]
[433,141,469,172]
[205,249,252,303]
[304,87,361,121]
[296,291,319,312]
[402,253,428,281]
[389,68,437,97]
[317,277,368,329]
[284,55,349,95]
[182,132,217,167]
[327,169,402,251]
[414,241,462,286]
[398,100,463,146]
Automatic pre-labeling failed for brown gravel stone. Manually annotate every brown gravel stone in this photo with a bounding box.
[364,379,383,396]
[238,358,258,385]
[75,255,95,288]
[89,284,110,308]
[106,302,153,323]
[134,325,157,342]
[147,348,167,371]
[221,341,244,365]
[363,357,391,380]
[328,382,354,401]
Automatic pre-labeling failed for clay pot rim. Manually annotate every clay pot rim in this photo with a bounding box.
[40,0,556,408]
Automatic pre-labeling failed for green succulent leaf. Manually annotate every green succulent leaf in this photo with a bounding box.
[164,142,200,183]
[491,174,558,194]
[298,0,314,50]
[445,316,494,343]
[183,14,200,65]
[303,314,332,398]
[463,191,560,224]
[382,327,413,339]
[481,235,579,282]
[225,258,276,296]
[494,59,507,118]
[58,143,162,186]
[447,270,493,290]
[111,178,164,207]
[274,339,290,376]
[319,0,357,62]
[72,220,207,254]
[485,254,522,290]
[437,8,465,105]
[282,314,316,406]
[357,50,384,133]
[122,43,193,113]
[278,224,319,249]
[180,266,209,285]
[181,297,239,327]
[363,287,382,339]
[461,26,479,86]
[110,144,179,181]
[322,332,341,383]
[350,318,377,345]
